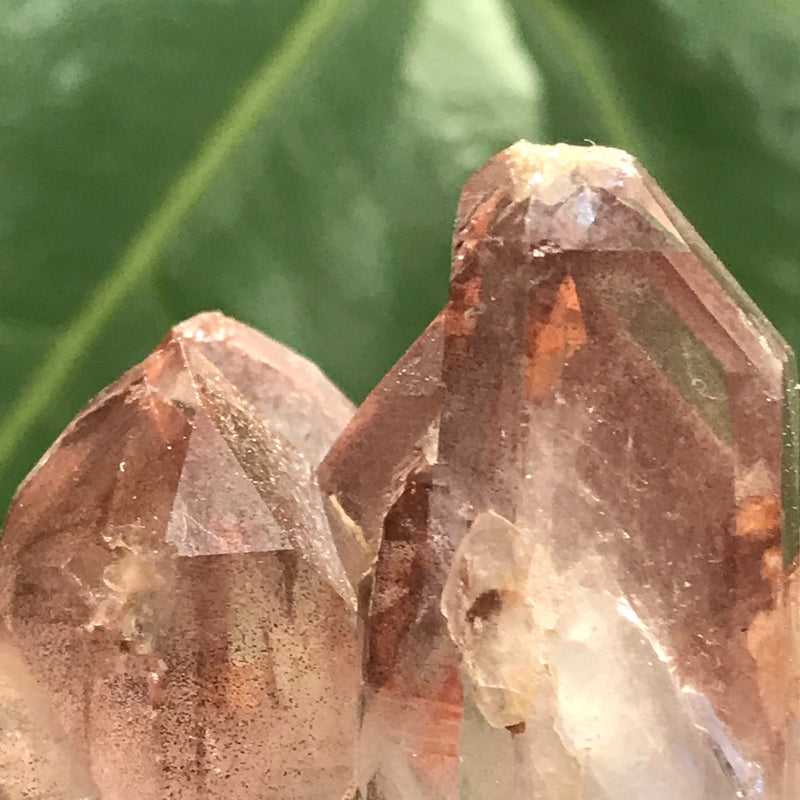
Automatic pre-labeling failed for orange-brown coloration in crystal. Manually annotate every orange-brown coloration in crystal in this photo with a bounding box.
[736,494,782,539]
[748,611,787,733]
[745,545,787,735]
[455,190,503,263]
[445,275,482,337]
[222,663,264,712]
[526,273,587,401]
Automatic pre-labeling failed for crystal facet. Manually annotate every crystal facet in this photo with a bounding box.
[0,312,356,799]
[319,142,798,799]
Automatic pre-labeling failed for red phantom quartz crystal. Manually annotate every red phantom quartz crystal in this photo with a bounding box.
[0,312,357,800]
[319,142,799,800]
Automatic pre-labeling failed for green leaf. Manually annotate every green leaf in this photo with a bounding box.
[508,0,800,366]
[0,0,542,510]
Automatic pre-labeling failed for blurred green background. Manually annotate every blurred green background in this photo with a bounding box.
[1,0,799,513]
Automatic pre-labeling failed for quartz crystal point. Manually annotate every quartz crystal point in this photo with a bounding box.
[319,142,800,799]
[0,312,357,800]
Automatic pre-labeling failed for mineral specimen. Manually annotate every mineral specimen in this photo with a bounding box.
[319,142,799,799]
[1,143,797,800]
[0,312,357,799]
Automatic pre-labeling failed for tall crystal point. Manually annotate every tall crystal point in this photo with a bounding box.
[0,312,357,799]
[319,142,799,799]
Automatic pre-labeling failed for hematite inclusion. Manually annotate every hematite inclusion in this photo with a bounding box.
[0,143,798,800]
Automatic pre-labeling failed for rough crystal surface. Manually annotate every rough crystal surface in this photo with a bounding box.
[0,312,357,800]
[319,142,799,799]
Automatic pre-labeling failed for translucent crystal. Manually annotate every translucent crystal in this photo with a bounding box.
[3,143,797,800]
[0,312,357,800]
[319,142,799,799]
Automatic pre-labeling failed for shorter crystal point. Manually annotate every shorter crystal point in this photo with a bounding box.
[0,312,358,799]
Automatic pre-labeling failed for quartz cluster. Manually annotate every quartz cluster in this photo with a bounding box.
[0,142,797,800]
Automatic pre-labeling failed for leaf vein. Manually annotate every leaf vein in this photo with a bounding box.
[0,0,353,480]
[507,0,644,158]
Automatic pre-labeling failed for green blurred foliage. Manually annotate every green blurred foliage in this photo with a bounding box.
[1,0,798,511]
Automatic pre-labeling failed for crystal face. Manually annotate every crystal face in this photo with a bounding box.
[0,312,357,800]
[1,144,798,799]
[319,142,799,799]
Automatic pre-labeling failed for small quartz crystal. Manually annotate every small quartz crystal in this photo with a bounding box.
[0,312,357,800]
